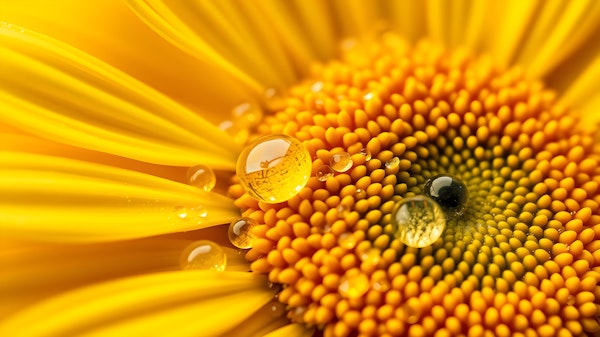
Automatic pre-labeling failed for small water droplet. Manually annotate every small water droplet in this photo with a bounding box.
[360,148,372,161]
[180,240,226,271]
[385,157,400,169]
[338,232,357,249]
[174,206,188,220]
[195,205,208,218]
[228,217,258,249]
[316,165,334,181]
[330,152,353,172]
[232,102,263,128]
[392,196,446,248]
[269,300,287,317]
[236,134,312,203]
[186,165,216,192]
[338,272,370,299]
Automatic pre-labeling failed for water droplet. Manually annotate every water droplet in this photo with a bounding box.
[338,272,370,299]
[360,248,381,266]
[392,195,446,248]
[360,148,372,161]
[269,300,287,317]
[403,299,422,324]
[423,174,469,217]
[316,165,334,181]
[236,134,312,203]
[180,240,226,271]
[186,165,216,192]
[174,206,188,220]
[567,295,575,305]
[232,103,263,128]
[385,157,400,169]
[195,205,208,218]
[228,217,258,249]
[330,152,353,172]
[338,232,357,249]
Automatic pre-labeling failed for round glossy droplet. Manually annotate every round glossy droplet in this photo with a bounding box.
[338,273,370,299]
[180,240,226,271]
[228,217,258,249]
[360,148,372,161]
[269,300,287,317]
[173,206,188,220]
[316,165,334,181]
[186,165,216,192]
[385,157,400,170]
[236,134,312,203]
[330,152,353,172]
[423,174,469,217]
[392,195,446,248]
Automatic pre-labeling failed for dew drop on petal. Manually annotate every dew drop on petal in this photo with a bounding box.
[236,134,312,203]
[360,148,372,161]
[195,205,208,219]
[180,240,226,271]
[186,165,216,192]
[330,152,353,172]
[338,273,370,299]
[228,217,258,249]
[384,157,400,170]
[316,165,334,181]
[173,206,188,220]
[392,195,446,248]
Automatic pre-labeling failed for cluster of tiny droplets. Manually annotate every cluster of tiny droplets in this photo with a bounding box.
[228,34,600,337]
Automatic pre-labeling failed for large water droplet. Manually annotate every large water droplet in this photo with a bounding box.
[330,152,353,172]
[392,195,446,248]
[423,174,469,217]
[339,272,370,299]
[236,134,312,203]
[186,165,216,192]
[180,240,226,271]
[228,217,258,249]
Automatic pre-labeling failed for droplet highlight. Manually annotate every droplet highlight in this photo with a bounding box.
[316,165,334,181]
[330,152,353,172]
[228,217,258,249]
[180,240,226,271]
[173,206,188,220]
[236,134,312,203]
[338,272,370,299]
[392,195,446,248]
[186,165,216,192]
[360,148,372,161]
[385,157,400,170]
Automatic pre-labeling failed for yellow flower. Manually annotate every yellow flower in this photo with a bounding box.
[1,1,600,337]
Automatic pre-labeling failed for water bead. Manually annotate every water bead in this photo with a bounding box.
[173,206,188,220]
[360,148,372,161]
[236,134,312,203]
[330,152,353,172]
[180,240,226,271]
[385,157,400,170]
[316,165,335,181]
[338,272,370,299]
[423,174,469,217]
[269,300,287,317]
[186,165,216,192]
[392,195,446,248]
[228,217,258,249]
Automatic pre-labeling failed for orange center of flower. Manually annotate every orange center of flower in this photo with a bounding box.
[228,34,600,337]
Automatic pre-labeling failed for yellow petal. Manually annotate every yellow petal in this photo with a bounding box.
[0,24,240,168]
[0,152,239,242]
[0,271,274,337]
[126,0,297,91]
[0,0,252,126]
[262,324,315,337]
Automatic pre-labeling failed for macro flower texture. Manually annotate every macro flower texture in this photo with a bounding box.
[1,0,600,336]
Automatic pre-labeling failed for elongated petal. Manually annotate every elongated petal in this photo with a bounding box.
[0,152,239,242]
[0,271,274,337]
[0,24,239,168]
[262,324,314,337]
[126,0,298,91]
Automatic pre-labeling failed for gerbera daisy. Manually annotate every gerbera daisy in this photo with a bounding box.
[1,1,599,336]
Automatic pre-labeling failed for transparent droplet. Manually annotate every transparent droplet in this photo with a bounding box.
[186,165,216,192]
[236,134,312,203]
[423,174,469,217]
[232,102,263,128]
[360,248,381,266]
[385,157,400,170]
[330,152,353,172]
[392,195,446,248]
[316,165,334,181]
[195,205,208,218]
[228,217,258,249]
[338,232,357,249]
[174,206,188,220]
[338,273,370,299]
[403,299,422,324]
[269,300,287,317]
[360,148,372,161]
[180,240,226,271]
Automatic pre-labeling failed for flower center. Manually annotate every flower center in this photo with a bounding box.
[227,35,600,336]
